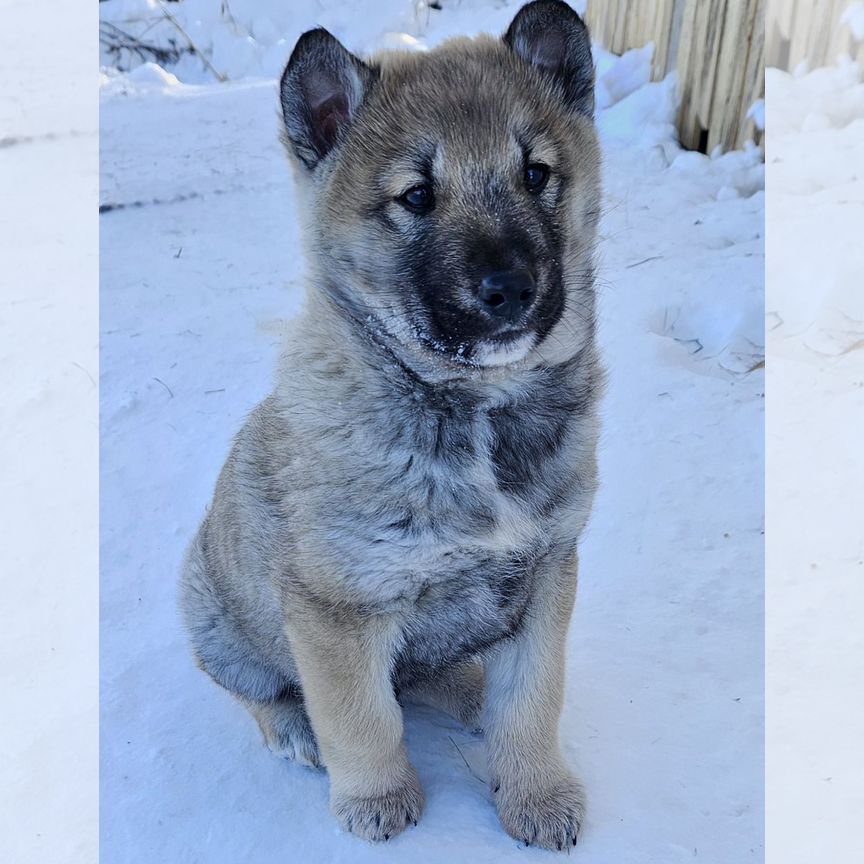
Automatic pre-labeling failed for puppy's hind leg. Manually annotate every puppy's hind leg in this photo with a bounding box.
[243,691,321,768]
[401,659,485,731]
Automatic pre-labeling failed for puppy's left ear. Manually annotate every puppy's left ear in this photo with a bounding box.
[503,0,595,119]
[279,28,375,170]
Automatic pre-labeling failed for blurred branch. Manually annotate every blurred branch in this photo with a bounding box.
[99,21,186,67]
[155,0,227,81]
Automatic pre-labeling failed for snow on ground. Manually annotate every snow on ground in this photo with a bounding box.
[2,2,98,862]
[100,2,764,862]
[765,56,864,864]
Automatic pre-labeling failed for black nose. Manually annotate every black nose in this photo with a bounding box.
[478,269,537,321]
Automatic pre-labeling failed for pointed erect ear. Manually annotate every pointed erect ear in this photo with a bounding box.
[279,28,374,170]
[503,0,595,119]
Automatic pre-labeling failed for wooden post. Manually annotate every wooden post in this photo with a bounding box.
[766,0,864,70]
[586,0,765,154]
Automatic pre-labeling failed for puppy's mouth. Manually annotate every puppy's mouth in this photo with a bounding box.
[417,326,538,368]
[470,330,537,367]
[403,283,562,369]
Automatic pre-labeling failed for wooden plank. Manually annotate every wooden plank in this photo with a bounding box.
[765,14,789,68]
[828,0,847,62]
[707,0,739,152]
[775,0,797,40]
[698,0,730,124]
[727,0,765,148]
[766,0,864,70]
[788,0,816,69]
[586,0,680,79]
[676,0,703,151]
[611,0,628,54]
[678,0,727,148]
[708,0,751,152]
[631,0,644,52]
[830,0,863,64]
[654,0,675,77]
[809,0,834,69]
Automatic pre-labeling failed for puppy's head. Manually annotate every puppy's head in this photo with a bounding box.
[280,0,601,370]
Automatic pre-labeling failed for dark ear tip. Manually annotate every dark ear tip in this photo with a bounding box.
[504,0,591,52]
[504,0,594,118]
[505,0,588,36]
[532,0,585,16]
[308,25,334,35]
[286,27,338,68]
[296,26,339,47]
[280,28,348,106]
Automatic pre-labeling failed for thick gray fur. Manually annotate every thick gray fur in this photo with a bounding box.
[181,0,602,850]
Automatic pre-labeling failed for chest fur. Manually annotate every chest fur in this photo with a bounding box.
[300,371,594,606]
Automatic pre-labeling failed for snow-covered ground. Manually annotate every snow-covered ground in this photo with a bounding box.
[765,56,864,864]
[2,2,98,862]
[99,1,764,861]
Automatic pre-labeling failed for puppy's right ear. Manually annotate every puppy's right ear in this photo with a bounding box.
[504,0,595,118]
[279,28,374,170]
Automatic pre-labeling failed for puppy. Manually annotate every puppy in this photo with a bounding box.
[181,0,602,849]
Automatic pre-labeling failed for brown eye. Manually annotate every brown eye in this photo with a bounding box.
[524,162,550,194]
[398,184,435,213]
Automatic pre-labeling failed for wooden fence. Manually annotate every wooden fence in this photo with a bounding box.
[585,0,766,153]
[766,0,864,70]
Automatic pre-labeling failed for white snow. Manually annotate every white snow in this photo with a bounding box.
[594,43,654,111]
[841,1,864,41]
[765,62,864,355]
[99,1,764,862]
[127,61,181,87]
[747,98,766,132]
[765,55,864,864]
[2,1,99,862]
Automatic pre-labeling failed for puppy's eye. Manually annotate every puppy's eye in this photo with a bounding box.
[524,163,550,194]
[398,184,435,213]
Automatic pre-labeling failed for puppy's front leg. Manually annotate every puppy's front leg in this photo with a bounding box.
[484,549,584,851]
[285,597,423,841]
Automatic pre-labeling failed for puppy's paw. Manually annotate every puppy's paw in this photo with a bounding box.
[495,772,585,851]
[332,772,424,842]
[267,719,320,768]
[253,699,321,768]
